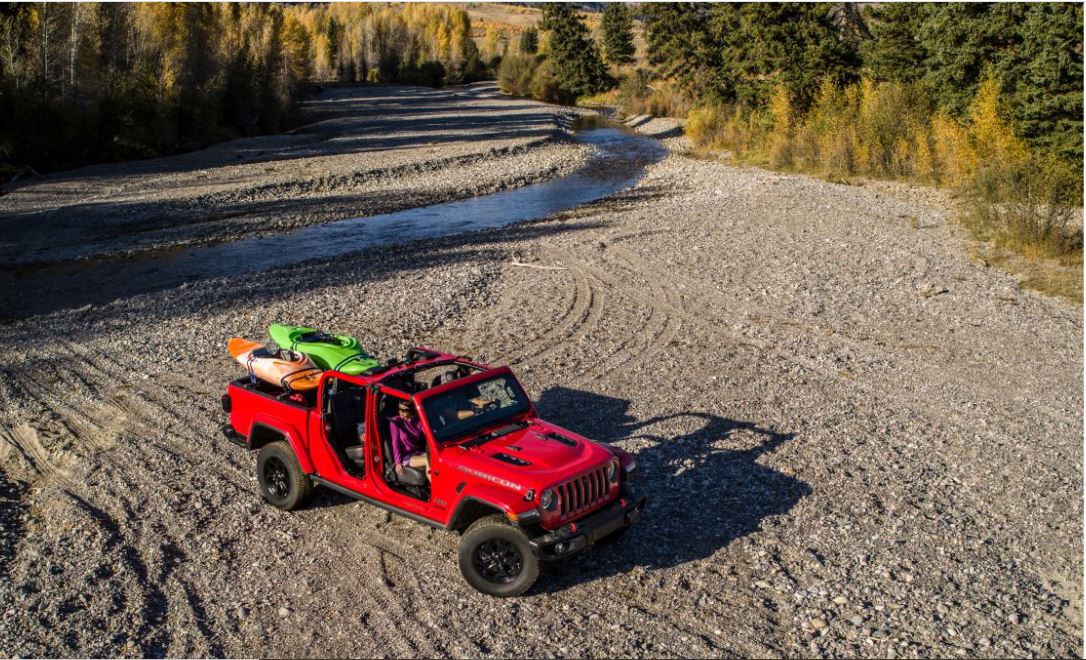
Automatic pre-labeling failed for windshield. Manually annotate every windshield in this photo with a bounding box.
[422,374,530,442]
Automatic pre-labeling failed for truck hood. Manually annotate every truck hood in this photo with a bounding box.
[446,419,615,493]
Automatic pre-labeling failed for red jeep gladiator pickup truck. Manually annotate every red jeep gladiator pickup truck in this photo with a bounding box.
[222,347,645,597]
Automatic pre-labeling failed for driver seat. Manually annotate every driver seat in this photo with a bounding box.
[382,415,428,487]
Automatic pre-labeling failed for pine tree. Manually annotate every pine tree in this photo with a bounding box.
[714,3,861,111]
[1006,3,1083,163]
[643,3,713,82]
[539,4,609,100]
[601,3,634,65]
[861,3,932,84]
[916,4,1024,117]
[518,26,538,54]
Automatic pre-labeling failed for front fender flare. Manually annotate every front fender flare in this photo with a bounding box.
[448,483,530,530]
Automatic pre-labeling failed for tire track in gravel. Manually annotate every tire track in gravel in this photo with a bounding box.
[25,447,226,656]
[539,246,685,387]
[114,497,222,657]
[464,264,574,362]
[598,238,1077,439]
[320,511,725,658]
[0,346,246,657]
[491,251,664,390]
[63,490,174,656]
[600,230,1076,426]
[0,420,73,481]
[503,265,601,368]
[54,341,251,485]
[315,523,468,657]
[369,548,445,658]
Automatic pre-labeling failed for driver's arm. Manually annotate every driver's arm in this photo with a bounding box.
[456,396,495,420]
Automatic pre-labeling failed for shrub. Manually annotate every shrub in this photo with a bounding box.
[529,58,573,105]
[966,152,1082,257]
[856,80,924,176]
[399,60,446,88]
[913,125,937,184]
[684,104,724,151]
[497,54,539,97]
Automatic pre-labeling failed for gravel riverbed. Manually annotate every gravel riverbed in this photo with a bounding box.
[0,83,589,265]
[0,85,1080,658]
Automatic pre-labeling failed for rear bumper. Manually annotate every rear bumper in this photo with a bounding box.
[529,487,647,560]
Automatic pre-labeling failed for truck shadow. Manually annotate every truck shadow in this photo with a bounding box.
[533,386,810,590]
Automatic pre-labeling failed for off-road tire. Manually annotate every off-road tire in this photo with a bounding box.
[257,441,313,511]
[459,514,539,597]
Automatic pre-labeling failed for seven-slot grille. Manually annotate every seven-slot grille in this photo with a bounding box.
[557,465,612,519]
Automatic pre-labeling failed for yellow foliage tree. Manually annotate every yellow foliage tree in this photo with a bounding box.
[768,86,794,168]
[931,112,978,189]
[968,74,1029,168]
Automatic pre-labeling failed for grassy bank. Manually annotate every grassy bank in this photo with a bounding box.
[601,75,1083,302]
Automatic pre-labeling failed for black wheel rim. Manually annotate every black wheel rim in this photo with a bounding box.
[472,538,523,584]
[264,457,290,499]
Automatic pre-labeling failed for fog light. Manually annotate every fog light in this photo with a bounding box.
[555,542,568,554]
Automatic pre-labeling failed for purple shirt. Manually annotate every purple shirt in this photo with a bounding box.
[389,415,425,466]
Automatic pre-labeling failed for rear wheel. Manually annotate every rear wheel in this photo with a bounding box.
[257,441,313,511]
[458,514,539,597]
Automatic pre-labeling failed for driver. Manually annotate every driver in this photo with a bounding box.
[390,399,429,480]
[437,385,494,426]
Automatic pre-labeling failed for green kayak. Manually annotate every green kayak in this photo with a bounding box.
[268,324,380,375]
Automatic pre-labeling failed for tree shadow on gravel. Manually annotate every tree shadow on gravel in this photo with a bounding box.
[0,471,28,581]
[0,218,606,324]
[533,387,810,590]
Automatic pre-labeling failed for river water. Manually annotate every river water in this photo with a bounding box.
[2,118,666,318]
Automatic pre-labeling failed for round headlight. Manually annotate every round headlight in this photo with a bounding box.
[607,459,619,483]
[540,489,557,511]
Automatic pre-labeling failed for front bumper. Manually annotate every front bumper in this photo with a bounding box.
[528,487,647,560]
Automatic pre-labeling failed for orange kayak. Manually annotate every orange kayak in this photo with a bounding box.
[227,337,323,392]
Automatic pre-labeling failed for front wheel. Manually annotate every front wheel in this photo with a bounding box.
[257,441,313,511]
[458,514,539,597]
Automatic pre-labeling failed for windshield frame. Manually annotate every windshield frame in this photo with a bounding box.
[416,367,532,443]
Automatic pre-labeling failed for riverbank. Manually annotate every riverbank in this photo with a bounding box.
[0,83,590,265]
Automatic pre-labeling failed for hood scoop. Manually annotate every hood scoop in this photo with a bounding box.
[462,421,528,448]
[492,452,531,466]
[543,431,578,447]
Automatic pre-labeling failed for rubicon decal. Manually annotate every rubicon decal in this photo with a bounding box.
[457,465,524,492]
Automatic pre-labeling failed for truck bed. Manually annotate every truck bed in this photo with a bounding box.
[226,377,316,447]
[228,377,317,408]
